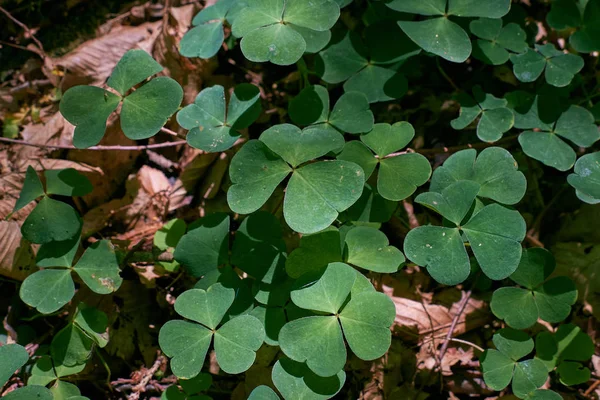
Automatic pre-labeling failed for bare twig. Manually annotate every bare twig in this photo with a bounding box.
[128,354,166,400]
[0,137,186,151]
[0,6,46,56]
[525,234,545,248]
[584,380,600,397]
[437,289,473,367]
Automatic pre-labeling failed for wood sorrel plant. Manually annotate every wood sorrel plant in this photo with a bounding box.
[2,0,599,399]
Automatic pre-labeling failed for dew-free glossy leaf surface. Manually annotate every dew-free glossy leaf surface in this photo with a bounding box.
[336,141,378,179]
[260,124,344,167]
[284,161,364,234]
[21,197,82,244]
[107,49,163,95]
[378,153,432,201]
[174,284,235,330]
[0,344,29,387]
[44,169,93,197]
[159,320,212,379]
[174,213,230,277]
[13,166,44,213]
[285,227,342,278]
[344,227,404,273]
[360,122,414,158]
[213,315,265,374]
[2,386,53,400]
[272,358,346,400]
[120,77,183,140]
[430,147,527,205]
[568,152,600,204]
[51,323,94,367]
[20,269,74,314]
[227,140,292,214]
[73,240,122,294]
[59,86,120,148]
[249,385,280,400]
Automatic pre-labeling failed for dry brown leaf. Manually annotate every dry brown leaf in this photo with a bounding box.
[0,221,36,280]
[56,22,161,89]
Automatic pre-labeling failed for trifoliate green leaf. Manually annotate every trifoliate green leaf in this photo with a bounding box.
[289,86,373,134]
[29,355,86,386]
[0,344,29,387]
[316,26,418,102]
[174,213,230,278]
[232,0,340,65]
[13,166,44,213]
[470,18,527,65]
[416,180,481,225]
[59,86,120,148]
[525,390,563,400]
[547,0,582,31]
[250,305,287,345]
[72,240,123,294]
[518,105,600,171]
[342,184,397,224]
[159,283,265,378]
[511,44,584,87]
[21,196,82,245]
[177,84,261,152]
[231,212,287,283]
[569,0,600,53]
[20,269,75,314]
[44,169,93,197]
[107,49,163,96]
[73,303,109,348]
[568,152,600,204]
[344,226,404,273]
[2,386,53,400]
[482,328,547,396]
[120,76,183,140]
[227,140,292,214]
[51,323,94,367]
[451,86,515,142]
[50,380,83,399]
[280,263,394,377]
[260,124,344,168]
[429,147,527,205]
[272,358,346,400]
[535,323,594,385]
[336,141,379,179]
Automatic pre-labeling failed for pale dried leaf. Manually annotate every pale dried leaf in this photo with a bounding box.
[0,221,36,280]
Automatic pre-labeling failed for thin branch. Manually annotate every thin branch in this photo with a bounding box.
[0,6,46,56]
[437,289,473,367]
[0,137,186,151]
[128,354,166,400]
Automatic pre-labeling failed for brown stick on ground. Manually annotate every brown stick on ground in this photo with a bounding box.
[437,289,474,368]
[0,137,186,151]
[128,354,166,400]
[0,6,47,57]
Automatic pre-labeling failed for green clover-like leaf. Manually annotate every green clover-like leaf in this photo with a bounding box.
[289,85,374,134]
[548,0,600,53]
[517,105,600,171]
[429,147,527,205]
[316,25,419,102]
[29,355,85,387]
[285,226,342,279]
[249,385,280,400]
[405,181,526,284]
[180,0,246,59]
[12,166,45,213]
[21,196,82,245]
[568,152,600,204]
[481,328,548,398]
[231,211,287,283]
[271,358,346,400]
[535,323,594,386]
[511,44,584,88]
[60,49,183,147]
[232,0,340,65]
[177,84,261,152]
[525,390,563,400]
[44,169,93,197]
[341,184,397,224]
[491,248,577,329]
[337,122,432,201]
[450,86,515,143]
[228,138,365,234]
[343,226,405,273]
[174,213,230,278]
[279,263,395,377]
[20,240,122,314]
[388,0,510,62]
[470,18,527,65]
[51,304,109,367]
[0,344,29,388]
[159,283,265,378]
